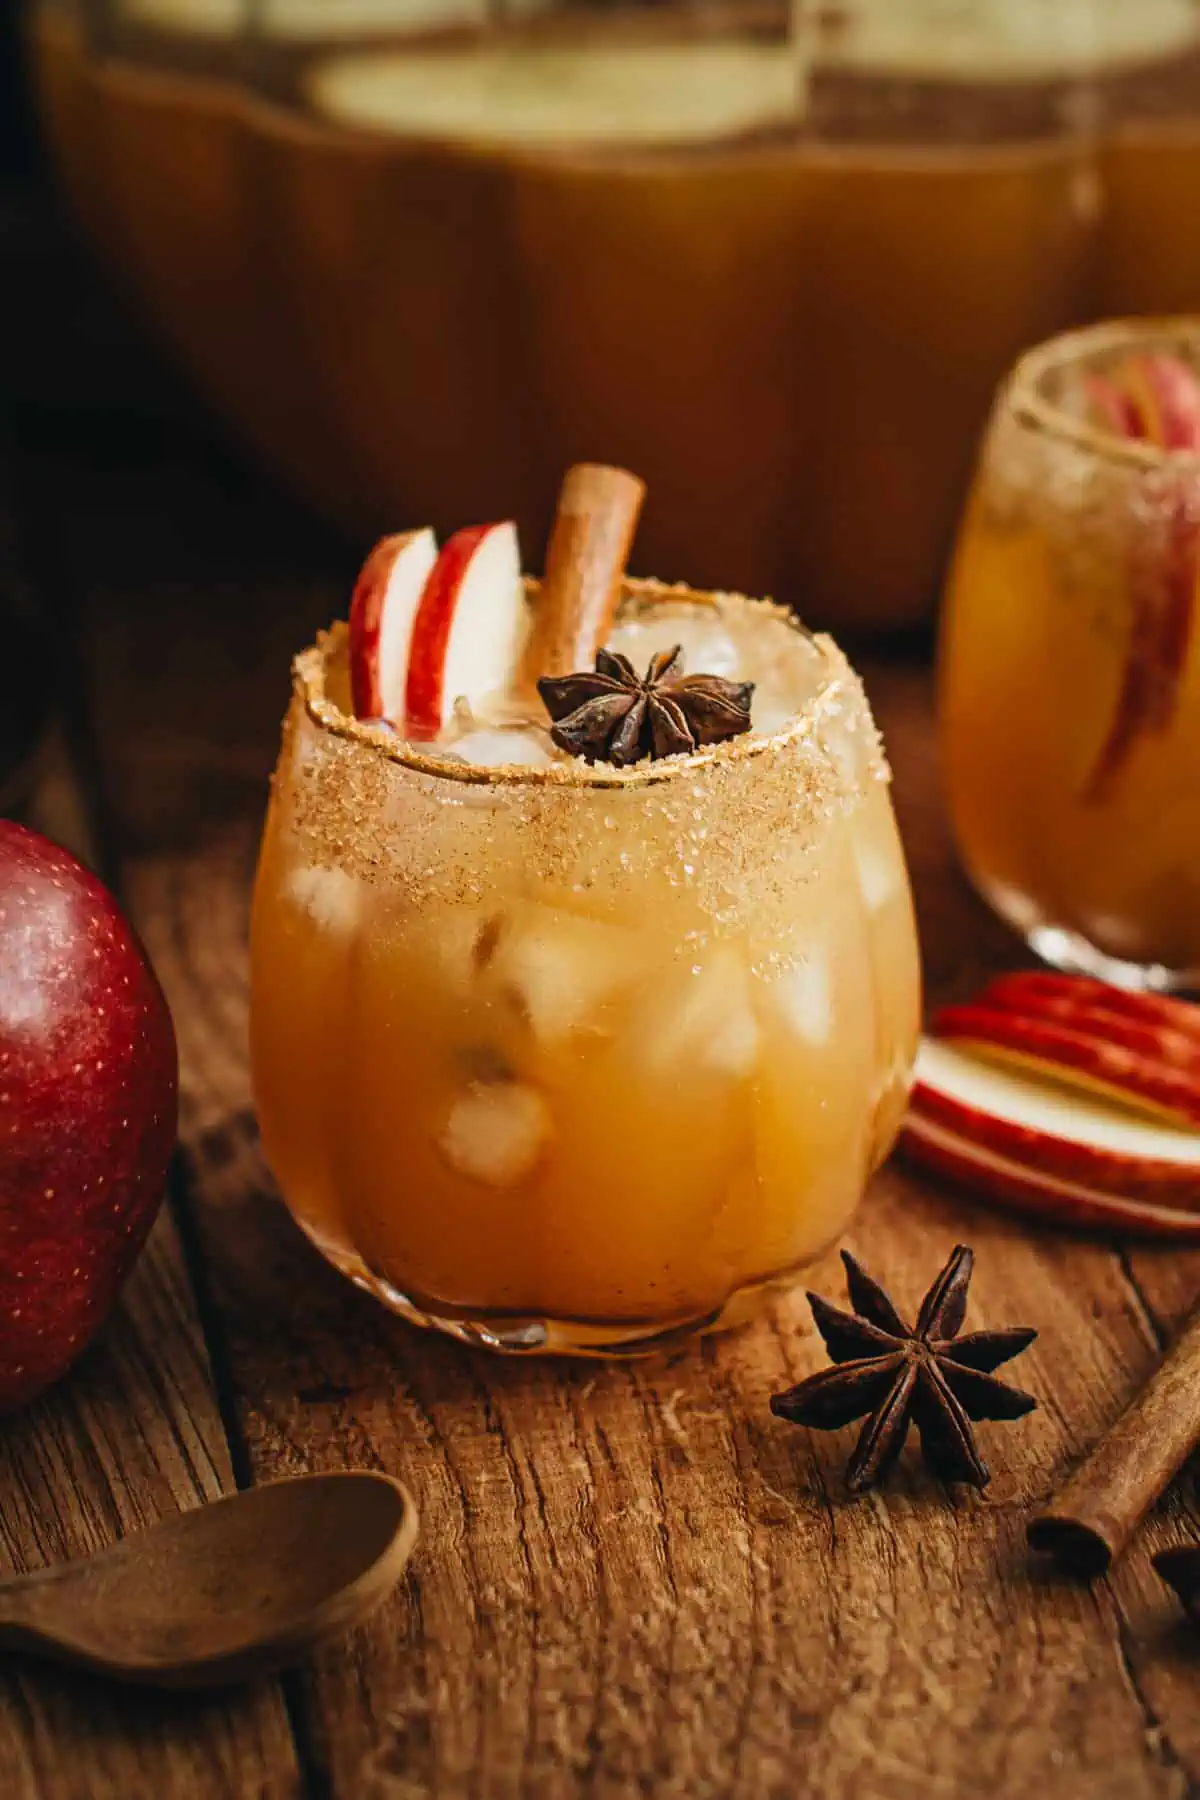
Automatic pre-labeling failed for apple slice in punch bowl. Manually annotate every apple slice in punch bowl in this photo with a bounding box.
[248,464,922,1356]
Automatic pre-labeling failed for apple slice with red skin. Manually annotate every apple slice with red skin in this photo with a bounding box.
[0,822,178,1411]
[978,971,1200,1055]
[912,1039,1200,1207]
[404,521,526,740]
[931,1000,1200,1127]
[1083,352,1200,803]
[1118,353,1200,451]
[1084,373,1141,441]
[348,526,438,723]
[901,1107,1200,1241]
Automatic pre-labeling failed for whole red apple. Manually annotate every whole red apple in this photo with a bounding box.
[0,821,178,1410]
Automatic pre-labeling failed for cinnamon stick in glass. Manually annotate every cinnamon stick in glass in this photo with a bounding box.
[518,463,646,689]
[1027,1298,1200,1577]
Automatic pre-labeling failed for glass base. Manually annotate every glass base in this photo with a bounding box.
[1025,923,1200,997]
[970,872,1200,995]
[302,1227,807,1358]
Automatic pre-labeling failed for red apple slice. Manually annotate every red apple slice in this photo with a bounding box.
[901,1105,1200,1241]
[979,971,1200,1055]
[932,1000,1200,1127]
[1084,372,1141,441]
[1083,491,1199,803]
[1119,353,1200,452]
[913,1039,1200,1207]
[1083,352,1200,803]
[405,521,526,739]
[348,527,438,722]
[948,981,1200,1079]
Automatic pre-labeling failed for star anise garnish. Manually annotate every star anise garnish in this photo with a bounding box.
[537,646,754,766]
[1155,1546,1200,1628]
[770,1245,1037,1494]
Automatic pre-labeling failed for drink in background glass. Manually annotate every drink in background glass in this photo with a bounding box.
[249,580,919,1355]
[939,317,1200,991]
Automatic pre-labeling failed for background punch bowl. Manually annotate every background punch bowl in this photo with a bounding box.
[26,0,1200,630]
[248,580,921,1356]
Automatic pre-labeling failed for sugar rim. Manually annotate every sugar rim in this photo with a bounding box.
[1007,316,1200,471]
[293,577,853,790]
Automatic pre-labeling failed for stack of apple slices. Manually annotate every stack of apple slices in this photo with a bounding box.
[901,973,1200,1238]
[348,521,527,737]
[347,465,645,740]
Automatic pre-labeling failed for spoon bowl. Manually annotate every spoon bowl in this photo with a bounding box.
[0,1471,418,1689]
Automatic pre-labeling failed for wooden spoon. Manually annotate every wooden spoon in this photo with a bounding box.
[0,1471,418,1689]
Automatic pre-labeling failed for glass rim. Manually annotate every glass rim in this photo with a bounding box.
[1005,316,1200,470]
[293,578,852,791]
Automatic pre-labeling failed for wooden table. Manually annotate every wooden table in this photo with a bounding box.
[3,206,1200,1800]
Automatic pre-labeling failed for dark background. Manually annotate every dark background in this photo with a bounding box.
[0,4,349,815]
[0,5,246,808]
[1,6,38,181]
[1,6,50,806]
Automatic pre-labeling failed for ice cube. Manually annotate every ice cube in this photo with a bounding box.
[706,1001,761,1076]
[446,727,554,768]
[285,865,361,936]
[638,949,760,1077]
[438,1080,550,1187]
[748,687,802,737]
[742,629,826,736]
[438,908,506,993]
[607,605,742,680]
[766,951,832,1046]
[608,598,826,739]
[854,821,903,914]
[391,905,504,997]
[490,902,638,1044]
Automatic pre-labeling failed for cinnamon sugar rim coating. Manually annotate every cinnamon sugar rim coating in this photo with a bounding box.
[294,577,886,792]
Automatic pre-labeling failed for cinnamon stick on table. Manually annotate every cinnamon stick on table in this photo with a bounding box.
[518,463,646,689]
[1027,1298,1200,1577]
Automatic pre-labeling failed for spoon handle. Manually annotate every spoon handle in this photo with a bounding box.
[0,1615,55,1657]
[0,1575,67,1658]
[0,1562,78,1602]
[0,1565,116,1674]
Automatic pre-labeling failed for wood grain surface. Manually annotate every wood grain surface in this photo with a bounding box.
[4,258,1200,1800]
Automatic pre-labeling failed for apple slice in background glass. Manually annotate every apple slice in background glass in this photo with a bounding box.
[1082,351,1200,804]
[0,822,178,1412]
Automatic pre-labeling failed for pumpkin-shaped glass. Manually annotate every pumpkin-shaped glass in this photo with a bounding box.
[249,582,920,1354]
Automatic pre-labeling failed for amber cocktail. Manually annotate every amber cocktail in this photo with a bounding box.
[251,578,918,1354]
[941,319,1200,990]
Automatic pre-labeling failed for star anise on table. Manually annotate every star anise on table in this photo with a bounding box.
[1155,1546,1200,1628]
[537,646,754,766]
[770,1245,1038,1494]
